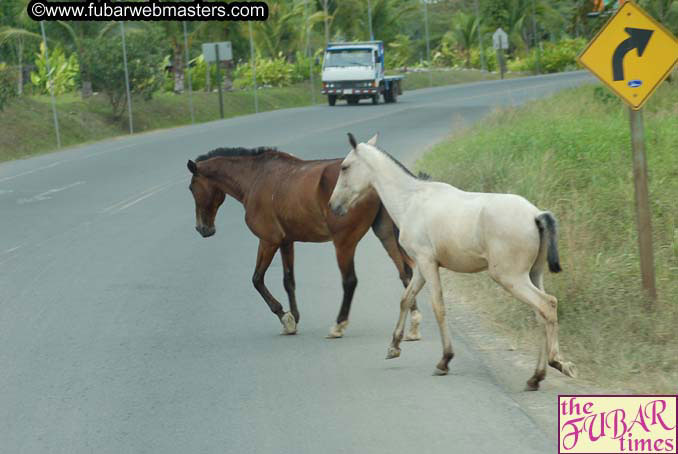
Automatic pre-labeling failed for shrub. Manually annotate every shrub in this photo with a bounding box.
[30,42,79,95]
[470,46,498,72]
[0,63,18,111]
[508,38,587,73]
[233,52,295,89]
[385,34,414,69]
[82,29,165,118]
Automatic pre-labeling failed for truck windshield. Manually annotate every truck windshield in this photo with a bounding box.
[324,50,373,68]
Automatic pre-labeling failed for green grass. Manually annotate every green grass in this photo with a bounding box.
[417,81,678,393]
[0,69,520,162]
[397,68,522,91]
[0,82,320,162]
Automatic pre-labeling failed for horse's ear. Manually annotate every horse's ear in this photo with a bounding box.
[347,133,357,150]
[187,160,198,175]
[367,133,379,146]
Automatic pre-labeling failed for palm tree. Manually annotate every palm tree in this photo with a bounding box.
[451,12,478,67]
[54,21,110,97]
[0,0,40,95]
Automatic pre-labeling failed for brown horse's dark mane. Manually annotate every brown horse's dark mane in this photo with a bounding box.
[195,147,298,163]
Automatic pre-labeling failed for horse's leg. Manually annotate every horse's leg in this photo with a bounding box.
[327,241,358,339]
[492,272,576,389]
[526,267,548,391]
[418,261,455,375]
[253,240,296,335]
[386,266,425,359]
[370,207,422,341]
[280,242,299,325]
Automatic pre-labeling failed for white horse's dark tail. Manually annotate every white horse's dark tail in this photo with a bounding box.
[535,212,562,273]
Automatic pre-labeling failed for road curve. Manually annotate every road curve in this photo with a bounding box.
[1,72,593,454]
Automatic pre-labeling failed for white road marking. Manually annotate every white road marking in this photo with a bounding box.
[0,162,61,183]
[16,181,85,205]
[2,245,23,254]
[102,178,187,215]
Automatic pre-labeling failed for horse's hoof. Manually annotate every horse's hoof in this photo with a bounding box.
[281,312,297,335]
[561,361,578,378]
[385,347,401,359]
[525,382,540,391]
[326,321,348,339]
[404,332,421,342]
[433,367,448,376]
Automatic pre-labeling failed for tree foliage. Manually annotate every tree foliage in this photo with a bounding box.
[82,29,165,118]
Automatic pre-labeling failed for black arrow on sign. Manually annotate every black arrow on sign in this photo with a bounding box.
[612,27,654,81]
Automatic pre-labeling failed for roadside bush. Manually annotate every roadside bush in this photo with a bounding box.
[470,46,498,72]
[0,63,18,111]
[233,52,295,89]
[508,38,586,73]
[291,50,321,83]
[432,31,465,68]
[386,34,414,69]
[83,30,165,118]
[30,42,79,95]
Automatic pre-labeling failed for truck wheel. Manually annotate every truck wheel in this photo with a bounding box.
[390,84,398,103]
[383,90,392,103]
[328,95,337,106]
[372,94,379,105]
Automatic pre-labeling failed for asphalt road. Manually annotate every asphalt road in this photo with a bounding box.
[1,71,593,454]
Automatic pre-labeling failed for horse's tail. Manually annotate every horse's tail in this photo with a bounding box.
[535,211,562,273]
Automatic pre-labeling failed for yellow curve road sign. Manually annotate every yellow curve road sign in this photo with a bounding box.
[578,1,678,109]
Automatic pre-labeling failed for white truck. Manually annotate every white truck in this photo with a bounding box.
[321,41,404,106]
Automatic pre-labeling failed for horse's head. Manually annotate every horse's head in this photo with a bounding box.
[329,133,378,216]
[187,159,226,238]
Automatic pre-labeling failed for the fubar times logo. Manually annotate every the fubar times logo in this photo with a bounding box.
[559,395,677,453]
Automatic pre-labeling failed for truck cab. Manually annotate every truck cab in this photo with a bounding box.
[321,41,403,106]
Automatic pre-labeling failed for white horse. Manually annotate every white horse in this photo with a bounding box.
[329,133,576,391]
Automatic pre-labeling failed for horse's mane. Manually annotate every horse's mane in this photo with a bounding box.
[195,146,280,163]
[374,147,418,179]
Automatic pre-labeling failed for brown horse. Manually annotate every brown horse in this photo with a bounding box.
[186,142,422,338]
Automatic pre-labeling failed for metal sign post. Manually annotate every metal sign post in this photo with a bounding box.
[629,108,657,301]
[577,1,678,301]
[493,28,509,79]
[202,41,232,120]
[39,22,61,148]
[214,44,224,119]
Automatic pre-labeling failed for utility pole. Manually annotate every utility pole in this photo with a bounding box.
[305,0,316,104]
[423,0,432,87]
[532,0,541,74]
[183,21,195,124]
[248,21,258,113]
[39,22,61,148]
[474,0,487,71]
[323,0,329,45]
[120,22,133,134]
[368,0,374,40]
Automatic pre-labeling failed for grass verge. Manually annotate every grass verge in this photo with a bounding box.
[417,81,678,393]
[0,69,518,162]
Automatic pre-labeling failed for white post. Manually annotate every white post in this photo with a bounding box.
[183,21,195,124]
[120,22,133,134]
[39,22,61,148]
